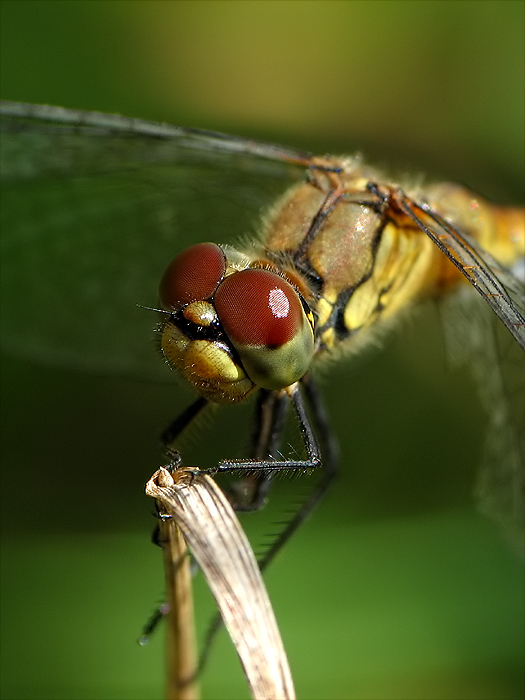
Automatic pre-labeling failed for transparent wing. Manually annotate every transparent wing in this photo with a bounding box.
[441,286,524,556]
[393,191,524,551]
[0,102,310,380]
[0,101,315,178]
[396,192,525,350]
[393,192,524,553]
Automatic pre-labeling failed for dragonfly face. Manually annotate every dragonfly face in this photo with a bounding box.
[0,101,523,546]
[158,242,315,402]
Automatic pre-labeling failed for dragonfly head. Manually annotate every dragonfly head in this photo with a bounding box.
[158,243,315,403]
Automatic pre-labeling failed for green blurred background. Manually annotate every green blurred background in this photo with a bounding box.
[1,2,523,699]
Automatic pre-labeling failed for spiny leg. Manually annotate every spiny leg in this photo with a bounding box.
[161,395,209,459]
[228,388,290,511]
[216,381,322,473]
[199,376,338,669]
[257,374,338,570]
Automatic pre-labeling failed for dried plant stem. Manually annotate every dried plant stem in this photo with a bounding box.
[158,508,199,700]
[146,466,295,700]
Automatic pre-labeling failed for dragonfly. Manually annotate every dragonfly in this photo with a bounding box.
[1,101,524,568]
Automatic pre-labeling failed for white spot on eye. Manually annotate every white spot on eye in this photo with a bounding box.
[268,288,290,318]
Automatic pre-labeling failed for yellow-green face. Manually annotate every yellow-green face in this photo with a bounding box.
[158,242,315,402]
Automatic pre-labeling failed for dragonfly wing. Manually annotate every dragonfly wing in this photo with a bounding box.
[397,192,524,552]
[0,102,309,380]
[0,101,314,180]
[397,194,525,350]
[441,286,524,556]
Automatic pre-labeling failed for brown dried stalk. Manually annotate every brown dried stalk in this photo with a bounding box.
[146,466,295,700]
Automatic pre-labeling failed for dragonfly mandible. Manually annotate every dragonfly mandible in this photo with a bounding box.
[1,101,524,563]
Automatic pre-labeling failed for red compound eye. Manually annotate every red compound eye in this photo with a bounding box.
[159,243,226,310]
[214,268,314,389]
[214,269,304,348]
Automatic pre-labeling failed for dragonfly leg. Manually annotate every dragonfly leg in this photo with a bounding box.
[257,374,339,570]
[227,389,290,511]
[217,375,339,564]
[216,381,322,473]
[198,376,339,669]
[161,395,209,460]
